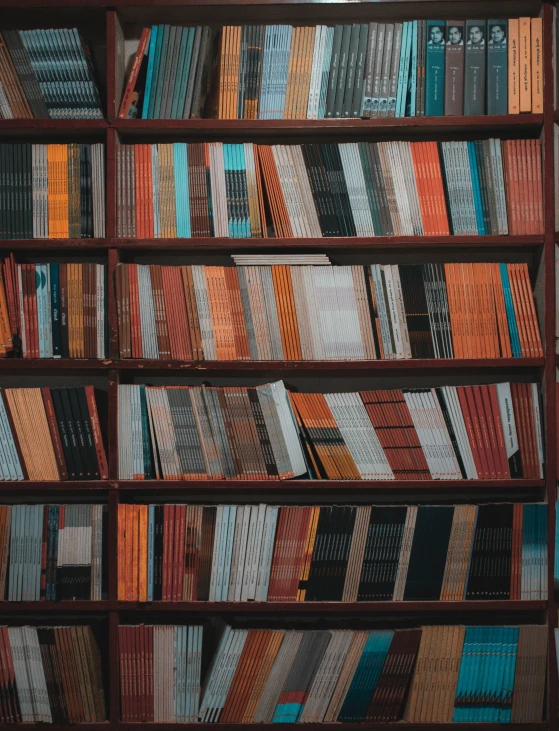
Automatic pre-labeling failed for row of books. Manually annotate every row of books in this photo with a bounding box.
[0,29,102,120]
[0,144,105,239]
[197,624,545,723]
[114,262,542,361]
[0,386,107,482]
[0,258,106,359]
[0,504,106,602]
[120,18,542,120]
[119,625,202,722]
[116,139,541,239]
[0,625,105,724]
[118,381,543,482]
[119,26,214,121]
[117,502,547,604]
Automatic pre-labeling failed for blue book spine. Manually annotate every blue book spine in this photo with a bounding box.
[499,263,522,357]
[147,26,165,119]
[142,26,159,119]
[259,26,273,119]
[500,627,519,723]
[173,143,191,237]
[467,141,485,234]
[395,22,409,118]
[407,21,418,117]
[278,26,293,119]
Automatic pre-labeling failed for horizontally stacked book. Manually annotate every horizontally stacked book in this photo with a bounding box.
[0,258,106,359]
[0,625,105,723]
[0,386,107,481]
[116,139,542,238]
[0,28,103,119]
[118,381,543,481]
[0,144,105,239]
[119,18,542,119]
[114,262,542,360]
[117,502,547,603]
[0,504,107,600]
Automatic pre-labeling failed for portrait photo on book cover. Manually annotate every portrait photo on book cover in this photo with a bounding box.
[488,23,507,47]
[428,25,445,44]
[467,25,485,46]
[446,26,464,46]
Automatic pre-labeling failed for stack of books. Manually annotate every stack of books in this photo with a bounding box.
[0,386,108,481]
[0,144,105,239]
[118,18,543,119]
[117,502,547,603]
[0,504,107,601]
[0,625,106,723]
[114,261,542,360]
[118,380,543,481]
[0,28,103,119]
[116,139,542,238]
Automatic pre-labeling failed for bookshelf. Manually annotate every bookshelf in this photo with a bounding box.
[0,0,557,727]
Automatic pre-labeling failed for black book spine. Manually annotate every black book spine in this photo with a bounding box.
[50,388,77,478]
[300,144,326,235]
[57,387,84,479]
[76,386,100,478]
[67,387,93,478]
[403,505,454,601]
[153,504,163,600]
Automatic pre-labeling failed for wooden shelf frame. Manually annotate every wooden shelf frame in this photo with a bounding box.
[0,0,555,728]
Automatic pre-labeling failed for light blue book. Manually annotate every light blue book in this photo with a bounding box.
[9,506,21,601]
[467,142,485,235]
[142,26,159,118]
[318,27,334,119]
[147,25,165,118]
[220,505,237,601]
[215,505,230,599]
[153,24,172,119]
[407,21,418,117]
[499,264,522,357]
[173,143,191,237]
[259,26,275,119]
[277,25,293,119]
[395,22,409,118]
[151,145,161,237]
[46,29,74,117]
[453,626,474,721]
[147,505,155,601]
[0,392,23,480]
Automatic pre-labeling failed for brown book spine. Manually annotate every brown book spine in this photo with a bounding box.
[40,387,68,480]
[84,385,108,479]
[444,21,465,115]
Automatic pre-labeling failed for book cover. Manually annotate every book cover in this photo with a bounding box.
[425,20,445,116]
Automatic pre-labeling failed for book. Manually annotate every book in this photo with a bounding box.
[444,20,465,115]
[425,21,445,116]
[464,20,486,114]
[118,501,547,603]
[487,20,508,114]
[114,261,542,362]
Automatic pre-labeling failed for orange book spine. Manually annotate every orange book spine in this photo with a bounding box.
[519,18,531,112]
[138,505,148,602]
[530,18,543,114]
[508,19,520,113]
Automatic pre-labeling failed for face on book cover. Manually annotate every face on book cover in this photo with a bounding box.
[467,26,485,45]
[489,24,507,46]
[428,26,445,44]
[447,27,463,46]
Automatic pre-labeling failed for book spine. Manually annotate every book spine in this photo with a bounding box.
[464,20,486,115]
[424,21,445,117]
[487,21,508,115]
[444,21,465,115]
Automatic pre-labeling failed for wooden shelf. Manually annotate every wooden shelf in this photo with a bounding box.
[112,114,544,137]
[0,357,544,372]
[117,478,545,492]
[6,725,550,731]
[0,234,545,250]
[0,600,545,613]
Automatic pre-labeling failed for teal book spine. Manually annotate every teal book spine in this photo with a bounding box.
[499,263,522,357]
[395,22,410,118]
[406,21,418,116]
[152,24,171,119]
[169,27,189,119]
[146,24,166,118]
[487,20,508,115]
[175,28,195,119]
[467,141,485,234]
[173,143,191,237]
[142,26,159,118]
[499,627,519,723]
[425,20,445,116]
[464,20,486,115]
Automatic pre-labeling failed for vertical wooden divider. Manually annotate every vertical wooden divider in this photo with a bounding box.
[544,4,558,728]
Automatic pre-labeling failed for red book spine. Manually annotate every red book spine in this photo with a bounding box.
[40,387,68,480]
[118,28,151,119]
[473,385,497,479]
[84,386,108,479]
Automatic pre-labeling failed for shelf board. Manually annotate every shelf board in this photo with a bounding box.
[0,480,111,491]
[0,357,544,372]
[113,114,544,137]
[0,235,544,250]
[0,600,545,613]
[117,478,545,491]
[6,725,549,731]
